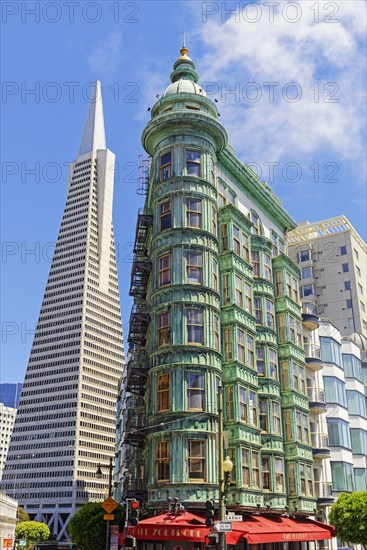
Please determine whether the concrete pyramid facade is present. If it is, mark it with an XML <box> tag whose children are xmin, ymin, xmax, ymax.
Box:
<box><xmin>1</xmin><ymin>81</ymin><xmax>124</xmax><ymax>539</ymax></box>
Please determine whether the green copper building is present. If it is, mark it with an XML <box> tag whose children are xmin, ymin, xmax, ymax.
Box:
<box><xmin>120</xmin><ymin>45</ymin><xmax>319</xmax><ymax>520</ymax></box>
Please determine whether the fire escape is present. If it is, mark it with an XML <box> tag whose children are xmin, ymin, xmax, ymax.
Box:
<box><xmin>123</xmin><ymin>161</ymin><xmax>152</xmax><ymax>499</ymax></box>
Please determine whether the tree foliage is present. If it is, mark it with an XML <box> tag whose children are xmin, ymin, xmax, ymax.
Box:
<box><xmin>68</xmin><ymin>501</ymin><xmax>124</xmax><ymax>550</ymax></box>
<box><xmin>328</xmin><ymin>491</ymin><xmax>367</xmax><ymax>547</ymax></box>
<box><xmin>17</xmin><ymin>507</ymin><xmax>30</xmax><ymax>523</ymax></box>
<box><xmin>15</xmin><ymin>521</ymin><xmax>50</xmax><ymax>549</ymax></box>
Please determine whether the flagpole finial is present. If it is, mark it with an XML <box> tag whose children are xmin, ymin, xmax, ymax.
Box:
<box><xmin>180</xmin><ymin>31</ymin><xmax>189</xmax><ymax>56</ymax></box>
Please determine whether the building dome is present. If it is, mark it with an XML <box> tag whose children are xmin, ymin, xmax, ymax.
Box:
<box><xmin>348</xmin><ymin>332</ymin><xmax>367</xmax><ymax>351</ymax></box>
<box><xmin>162</xmin><ymin>79</ymin><xmax>207</xmax><ymax>98</ymax></box>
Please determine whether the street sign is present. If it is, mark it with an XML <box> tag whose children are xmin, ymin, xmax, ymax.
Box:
<box><xmin>102</xmin><ymin>496</ymin><xmax>118</xmax><ymax>513</ymax></box>
<box><xmin>104</xmin><ymin>513</ymin><xmax>115</xmax><ymax>520</ymax></box>
<box><xmin>225</xmin><ymin>514</ymin><xmax>242</xmax><ymax>521</ymax></box>
<box><xmin>214</xmin><ymin>521</ymin><xmax>232</xmax><ymax>532</ymax></box>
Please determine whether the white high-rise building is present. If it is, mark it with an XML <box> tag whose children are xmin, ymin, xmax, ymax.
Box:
<box><xmin>0</xmin><ymin>404</ymin><xmax>17</xmax><ymax>481</ymax></box>
<box><xmin>1</xmin><ymin>81</ymin><xmax>124</xmax><ymax>539</ymax></box>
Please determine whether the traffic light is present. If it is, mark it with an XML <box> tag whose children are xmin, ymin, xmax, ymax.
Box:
<box><xmin>205</xmin><ymin>533</ymin><xmax>219</xmax><ymax>547</ymax></box>
<box><xmin>205</xmin><ymin>499</ymin><xmax>215</xmax><ymax>527</ymax></box>
<box><xmin>125</xmin><ymin>535</ymin><xmax>136</xmax><ymax>549</ymax></box>
<box><xmin>130</xmin><ymin>499</ymin><xmax>139</xmax><ymax>526</ymax></box>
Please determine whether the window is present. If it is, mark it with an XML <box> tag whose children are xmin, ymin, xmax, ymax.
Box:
<box><xmin>346</xmin><ymin>299</ymin><xmax>352</xmax><ymax>309</ymax></box>
<box><xmin>302</xmin><ymin>414</ymin><xmax>309</xmax><ymax>443</ymax></box>
<box><xmin>160</xmin><ymin>152</ymin><xmax>172</xmax><ymax>181</ymax></box>
<box><xmin>327</xmin><ymin>418</ymin><xmax>351</xmax><ymax>447</ymax></box>
<box><xmin>340</xmin><ymin>245</ymin><xmax>347</xmax><ymax>255</ymax></box>
<box><xmin>224</xmin><ymin>327</ymin><xmax>232</xmax><ymax>361</ymax></box>
<box><xmin>242</xmin><ymin>233</ymin><xmax>250</xmax><ymax>262</ymax></box>
<box><xmin>296</xmin><ymin>412</ymin><xmax>302</xmax><ymax>441</ymax></box>
<box><xmin>252</xmin><ymin>451</ymin><xmax>260</xmax><ymax>488</ymax></box>
<box><xmin>158</xmin><ymin>311</ymin><xmax>170</xmax><ymax>347</ymax></box>
<box><xmin>186</xmin><ymin>150</ymin><xmax>201</xmax><ymax>177</ymax></box>
<box><xmin>158</xmin><ymin>254</ymin><xmax>171</xmax><ymax>286</ymax></box>
<box><xmin>212</xmin><ymin>206</ymin><xmax>217</xmax><ymax>236</ymax></box>
<box><xmin>358</xmin><ymin>283</ymin><xmax>363</xmax><ymax>295</ymax></box>
<box><xmin>275</xmin><ymin>271</ymin><xmax>283</xmax><ymax>296</ymax></box>
<box><xmin>157</xmin><ymin>374</ymin><xmax>170</xmax><ymax>412</ymax></box>
<box><xmin>239</xmin><ymin>386</ymin><xmax>247</xmax><ymax>422</ymax></box>
<box><xmin>222</xmin><ymin>273</ymin><xmax>230</xmax><ymax>304</ymax></box>
<box><xmin>348</xmin><ymin>318</ymin><xmax>354</xmax><ymax>329</ymax></box>
<box><xmin>269</xmin><ymin>349</ymin><xmax>278</xmax><ymax>379</ymax></box>
<box><xmin>324</xmin><ymin>377</ymin><xmax>347</xmax><ymax>407</ymax></box>
<box><xmin>264</xmin><ymin>253</ymin><xmax>272</xmax><ymax>280</ymax></box>
<box><xmin>228</xmin><ymin>189</ymin><xmax>236</xmax><ymax>204</ymax></box>
<box><xmin>188</xmin><ymin>440</ymin><xmax>205</xmax><ymax>480</ymax></box>
<box><xmin>300</xmin><ymin>463</ymin><xmax>306</xmax><ymax>495</ymax></box>
<box><xmin>247</xmin><ymin>335</ymin><xmax>254</xmax><ymax>367</ymax></box>
<box><xmin>347</xmin><ymin>390</ymin><xmax>367</xmax><ymax>417</ymax></box>
<box><xmin>343</xmin><ymin>353</ymin><xmax>362</xmax><ymax>380</ymax></box>
<box><xmin>306</xmin><ymin>465</ymin><xmax>313</xmax><ymax>495</ymax></box>
<box><xmin>354</xmin><ymin>248</ymin><xmax>359</xmax><ymax>259</ymax></box>
<box><xmin>288</xmin><ymin>463</ymin><xmax>296</xmax><ymax>495</ymax></box>
<box><xmin>235</xmin><ymin>276</ymin><xmax>243</xmax><ymax>308</ymax></box>
<box><xmin>218</xmin><ymin>181</ymin><xmax>226</xmax><ymax>207</ymax></box>
<box><xmin>350</xmin><ymin>429</ymin><xmax>367</xmax><ymax>455</ymax></box>
<box><xmin>262</xmin><ymin>457</ymin><xmax>271</xmax><ymax>490</ymax></box>
<box><xmin>286</xmin><ymin>273</ymin><xmax>291</xmax><ymax>297</ymax></box>
<box><xmin>226</xmin><ymin>385</ymin><xmax>234</xmax><ymax>421</ymax></box>
<box><xmin>291</xmin><ymin>277</ymin><xmax>299</xmax><ymax>303</ymax></box>
<box><xmin>272</xmin><ymin>402</ymin><xmax>281</xmax><ymax>434</ymax></box>
<box><xmin>251</xmin><ymin>251</ymin><xmax>260</xmax><ymax>276</ymax></box>
<box><xmin>256</xmin><ymin>346</ymin><xmax>265</xmax><ymax>376</ymax></box>
<box><xmin>254</xmin><ymin>297</ymin><xmax>261</xmax><ymax>325</ymax></box>
<box><xmin>284</xmin><ymin>410</ymin><xmax>292</xmax><ymax>441</ymax></box>
<box><xmin>301</xmin><ymin>267</ymin><xmax>312</xmax><ymax>279</ymax></box>
<box><xmin>187</xmin><ymin>309</ymin><xmax>204</xmax><ymax>345</ymax></box>
<box><xmin>361</xmin><ymin>301</ymin><xmax>365</xmax><ymax>312</ymax></box>
<box><xmin>214</xmin><ymin>314</ymin><xmax>220</xmax><ymax>351</ymax></box>
<box><xmin>159</xmin><ymin>200</ymin><xmax>172</xmax><ymax>231</ymax></box>
<box><xmin>212</xmin><ymin>258</ymin><xmax>218</xmax><ymax>291</ymax></box>
<box><xmin>354</xmin><ymin>468</ymin><xmax>367</xmax><ymax>491</ymax></box>
<box><xmin>233</xmin><ymin>225</ymin><xmax>241</xmax><ymax>255</ymax></box>
<box><xmin>187</xmin><ymin>372</ymin><xmax>205</xmax><ymax>410</ymax></box>
<box><xmin>245</xmin><ymin>283</ymin><xmax>252</xmax><ymax>313</ymax></box>
<box><xmin>300</xmin><ymin>250</ymin><xmax>310</xmax><ymax>262</ymax></box>
<box><xmin>241</xmin><ymin>448</ymin><xmax>250</xmax><ymax>486</ymax></box>
<box><xmin>186</xmin><ymin>198</ymin><xmax>202</xmax><ymax>228</ymax></box>
<box><xmin>320</xmin><ymin>337</ymin><xmax>342</xmax><ymax>366</ymax></box>
<box><xmin>221</xmin><ymin>224</ymin><xmax>228</xmax><ymax>252</ymax></box>
<box><xmin>344</xmin><ymin>281</ymin><xmax>351</xmax><ymax>290</ymax></box>
<box><xmin>186</xmin><ymin>252</ymin><xmax>203</xmax><ymax>284</ymax></box>
<box><xmin>357</xmin><ymin>265</ymin><xmax>361</xmax><ymax>276</ymax></box>
<box><xmin>275</xmin><ymin>458</ymin><xmax>284</xmax><ymax>491</ymax></box>
<box><xmin>249</xmin><ymin>211</ymin><xmax>262</xmax><ymax>235</ymax></box>
<box><xmin>331</xmin><ymin>462</ymin><xmax>354</xmax><ymax>492</ymax></box>
<box><xmin>266</xmin><ymin>299</ymin><xmax>274</xmax><ymax>328</ymax></box>
<box><xmin>342</xmin><ymin>263</ymin><xmax>349</xmax><ymax>272</ymax></box>
<box><xmin>302</xmin><ymin>284</ymin><xmax>314</xmax><ymax>297</ymax></box>
<box><xmin>249</xmin><ymin>390</ymin><xmax>257</xmax><ymax>425</ymax></box>
<box><xmin>237</xmin><ymin>328</ymin><xmax>245</xmax><ymax>363</ymax></box>
<box><xmin>156</xmin><ymin>441</ymin><xmax>170</xmax><ymax>481</ymax></box>
<box><xmin>259</xmin><ymin>399</ymin><xmax>268</xmax><ymax>431</ymax></box>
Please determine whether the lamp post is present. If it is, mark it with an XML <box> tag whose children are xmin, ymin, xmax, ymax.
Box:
<box><xmin>217</xmin><ymin>386</ymin><xmax>233</xmax><ymax>550</ymax></box>
<box><xmin>96</xmin><ymin>456</ymin><xmax>114</xmax><ymax>550</ymax></box>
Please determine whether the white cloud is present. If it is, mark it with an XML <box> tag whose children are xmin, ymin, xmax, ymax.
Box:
<box><xmin>194</xmin><ymin>0</ymin><xmax>366</xmax><ymax>173</ymax></box>
<box><xmin>88</xmin><ymin>30</ymin><xmax>122</xmax><ymax>73</ymax></box>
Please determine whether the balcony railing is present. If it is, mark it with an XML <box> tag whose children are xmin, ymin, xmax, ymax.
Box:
<box><xmin>304</xmin><ymin>344</ymin><xmax>321</xmax><ymax>358</ymax></box>
<box><xmin>302</xmin><ymin>302</ymin><xmax>318</xmax><ymax>317</ymax></box>
<box><xmin>314</xmin><ymin>481</ymin><xmax>333</xmax><ymax>499</ymax></box>
<box><xmin>311</xmin><ymin>432</ymin><xmax>329</xmax><ymax>449</ymax></box>
<box><xmin>307</xmin><ymin>387</ymin><xmax>326</xmax><ymax>403</ymax></box>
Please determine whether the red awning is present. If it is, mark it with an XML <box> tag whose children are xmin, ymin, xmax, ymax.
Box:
<box><xmin>121</xmin><ymin>512</ymin><xmax>210</xmax><ymax>543</ymax></box>
<box><xmin>227</xmin><ymin>516</ymin><xmax>336</xmax><ymax>545</ymax></box>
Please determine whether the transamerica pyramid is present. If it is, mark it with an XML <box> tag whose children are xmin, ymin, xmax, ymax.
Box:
<box><xmin>1</xmin><ymin>81</ymin><xmax>125</xmax><ymax>539</ymax></box>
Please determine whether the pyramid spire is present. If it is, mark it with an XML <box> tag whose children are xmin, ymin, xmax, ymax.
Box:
<box><xmin>78</xmin><ymin>80</ymin><xmax>106</xmax><ymax>155</ymax></box>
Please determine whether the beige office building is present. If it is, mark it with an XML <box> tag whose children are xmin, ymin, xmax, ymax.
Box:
<box><xmin>287</xmin><ymin>216</ymin><xmax>367</xmax><ymax>339</ymax></box>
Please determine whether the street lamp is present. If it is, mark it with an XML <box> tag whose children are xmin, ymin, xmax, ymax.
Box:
<box><xmin>218</xmin><ymin>386</ymin><xmax>233</xmax><ymax>550</ymax></box>
<box><xmin>96</xmin><ymin>456</ymin><xmax>114</xmax><ymax>550</ymax></box>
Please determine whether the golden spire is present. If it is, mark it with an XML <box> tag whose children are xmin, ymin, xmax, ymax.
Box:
<box><xmin>180</xmin><ymin>31</ymin><xmax>189</xmax><ymax>57</ymax></box>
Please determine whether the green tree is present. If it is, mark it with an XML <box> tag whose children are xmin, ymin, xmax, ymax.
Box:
<box><xmin>15</xmin><ymin>521</ymin><xmax>50</xmax><ymax>549</ymax></box>
<box><xmin>17</xmin><ymin>507</ymin><xmax>30</xmax><ymax>523</ymax></box>
<box><xmin>68</xmin><ymin>501</ymin><xmax>124</xmax><ymax>550</ymax></box>
<box><xmin>328</xmin><ymin>491</ymin><xmax>367</xmax><ymax>547</ymax></box>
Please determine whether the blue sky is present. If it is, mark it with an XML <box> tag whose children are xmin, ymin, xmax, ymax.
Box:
<box><xmin>1</xmin><ymin>1</ymin><xmax>366</xmax><ymax>384</ymax></box>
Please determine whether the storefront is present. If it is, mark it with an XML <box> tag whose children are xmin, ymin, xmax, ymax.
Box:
<box><xmin>119</xmin><ymin>512</ymin><xmax>335</xmax><ymax>550</ymax></box>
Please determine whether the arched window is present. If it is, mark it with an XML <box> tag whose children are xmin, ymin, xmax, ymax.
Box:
<box><xmin>248</xmin><ymin>210</ymin><xmax>263</xmax><ymax>235</ymax></box>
